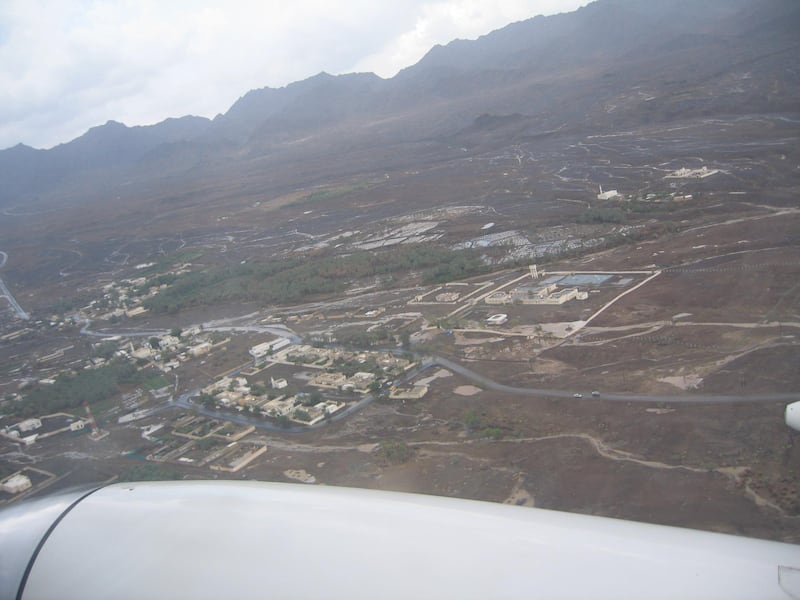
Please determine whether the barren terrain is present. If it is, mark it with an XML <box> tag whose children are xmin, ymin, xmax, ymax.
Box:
<box><xmin>1</xmin><ymin>102</ymin><xmax>799</xmax><ymax>545</ymax></box>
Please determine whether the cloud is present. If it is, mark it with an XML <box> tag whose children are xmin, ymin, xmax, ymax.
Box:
<box><xmin>352</xmin><ymin>0</ymin><xmax>589</xmax><ymax>77</ymax></box>
<box><xmin>0</xmin><ymin>0</ymin><xmax>590</xmax><ymax>150</ymax></box>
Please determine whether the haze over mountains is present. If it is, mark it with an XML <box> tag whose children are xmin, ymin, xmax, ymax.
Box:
<box><xmin>1</xmin><ymin>0</ymin><xmax>798</xmax><ymax>208</ymax></box>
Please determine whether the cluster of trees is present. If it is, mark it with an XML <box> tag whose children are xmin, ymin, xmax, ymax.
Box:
<box><xmin>92</xmin><ymin>341</ymin><xmax>118</xmax><ymax>360</ymax></box>
<box><xmin>44</xmin><ymin>292</ymin><xmax>93</xmax><ymax>315</ymax></box>
<box><xmin>332</xmin><ymin>357</ymin><xmax>384</xmax><ymax>378</ymax></box>
<box><xmin>577</xmin><ymin>208</ymin><xmax>626</xmax><ymax>224</ymax></box>
<box><xmin>629</xmin><ymin>199</ymin><xmax>678</xmax><ymax>214</ymax></box>
<box><xmin>16</xmin><ymin>362</ymin><xmax>160</xmax><ymax>418</ymax></box>
<box><xmin>462</xmin><ymin>410</ymin><xmax>504</xmax><ymax>439</ymax></box>
<box><xmin>298</xmin><ymin>391</ymin><xmax>323</xmax><ymax>406</ymax></box>
<box><xmin>198</xmin><ymin>393</ymin><xmax>216</xmax><ymax>409</ymax></box>
<box><xmin>293</xmin><ymin>408</ymin><xmax>312</xmax><ymax>422</ymax></box>
<box><xmin>336</xmin><ymin>328</ymin><xmax>393</xmax><ymax>348</ymax></box>
<box><xmin>132</xmin><ymin>272</ymin><xmax>178</xmax><ymax>296</ymax></box>
<box><xmin>579</xmin><ymin>200</ymin><xmax>684</xmax><ymax>223</ymax></box>
<box><xmin>144</xmin><ymin>245</ymin><xmax>487</xmax><ymax>314</ymax></box>
<box><xmin>288</xmin><ymin>181</ymin><xmax>373</xmax><ymax>208</ymax></box>
<box><xmin>425</xmin><ymin>251</ymin><xmax>487</xmax><ymax>284</ymax></box>
<box><xmin>377</xmin><ymin>440</ymin><xmax>413</xmax><ymax>464</ymax></box>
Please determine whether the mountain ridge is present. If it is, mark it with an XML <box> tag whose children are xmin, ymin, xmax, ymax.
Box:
<box><xmin>1</xmin><ymin>0</ymin><xmax>798</xmax><ymax>208</ymax></box>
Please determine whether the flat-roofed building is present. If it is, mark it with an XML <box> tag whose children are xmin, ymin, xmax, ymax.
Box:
<box><xmin>249</xmin><ymin>338</ymin><xmax>292</xmax><ymax>360</ymax></box>
<box><xmin>2</xmin><ymin>473</ymin><xmax>32</xmax><ymax>494</ymax></box>
<box><xmin>18</xmin><ymin>418</ymin><xmax>42</xmax><ymax>433</ymax></box>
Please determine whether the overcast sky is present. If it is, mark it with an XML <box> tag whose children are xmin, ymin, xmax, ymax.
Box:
<box><xmin>0</xmin><ymin>0</ymin><xmax>590</xmax><ymax>150</ymax></box>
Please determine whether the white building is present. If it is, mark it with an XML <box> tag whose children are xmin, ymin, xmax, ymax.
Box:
<box><xmin>188</xmin><ymin>342</ymin><xmax>212</xmax><ymax>357</ymax></box>
<box><xmin>2</xmin><ymin>473</ymin><xmax>32</xmax><ymax>494</ymax></box>
<box><xmin>250</xmin><ymin>338</ymin><xmax>292</xmax><ymax>360</ymax></box>
<box><xmin>132</xmin><ymin>346</ymin><xmax>153</xmax><ymax>360</ymax></box>
<box><xmin>486</xmin><ymin>314</ymin><xmax>509</xmax><ymax>326</ymax></box>
<box><xmin>597</xmin><ymin>185</ymin><xmax>620</xmax><ymax>200</ymax></box>
<box><xmin>159</xmin><ymin>335</ymin><xmax>181</xmax><ymax>350</ymax></box>
<box><xmin>18</xmin><ymin>418</ymin><xmax>42</xmax><ymax>433</ymax></box>
<box><xmin>665</xmin><ymin>166</ymin><xmax>719</xmax><ymax>179</ymax></box>
<box><xmin>270</xmin><ymin>377</ymin><xmax>288</xmax><ymax>390</ymax></box>
<box><xmin>349</xmin><ymin>372</ymin><xmax>376</xmax><ymax>392</ymax></box>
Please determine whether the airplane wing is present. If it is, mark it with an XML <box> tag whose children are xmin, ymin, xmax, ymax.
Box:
<box><xmin>1</xmin><ymin>481</ymin><xmax>799</xmax><ymax>599</ymax></box>
<box><xmin>786</xmin><ymin>401</ymin><xmax>800</xmax><ymax>432</ymax></box>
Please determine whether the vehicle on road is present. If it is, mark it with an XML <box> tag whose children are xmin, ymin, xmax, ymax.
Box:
<box><xmin>573</xmin><ymin>393</ymin><xmax>582</xmax><ymax>398</ymax></box>
<box><xmin>591</xmin><ymin>391</ymin><xmax>600</xmax><ymax>397</ymax></box>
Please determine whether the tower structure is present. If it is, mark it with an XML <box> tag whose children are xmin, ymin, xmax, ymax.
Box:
<box><xmin>83</xmin><ymin>401</ymin><xmax>109</xmax><ymax>440</ymax></box>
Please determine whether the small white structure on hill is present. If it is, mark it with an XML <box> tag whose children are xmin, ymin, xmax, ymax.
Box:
<box><xmin>2</xmin><ymin>473</ymin><xmax>32</xmax><ymax>494</ymax></box>
<box><xmin>597</xmin><ymin>185</ymin><xmax>620</xmax><ymax>200</ymax></box>
<box><xmin>487</xmin><ymin>314</ymin><xmax>509</xmax><ymax>326</ymax></box>
<box><xmin>665</xmin><ymin>166</ymin><xmax>719</xmax><ymax>179</ymax></box>
<box><xmin>18</xmin><ymin>418</ymin><xmax>42</xmax><ymax>433</ymax></box>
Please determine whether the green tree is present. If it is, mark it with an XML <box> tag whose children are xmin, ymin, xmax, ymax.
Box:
<box><xmin>464</xmin><ymin>410</ymin><xmax>482</xmax><ymax>431</ymax></box>
<box><xmin>377</xmin><ymin>440</ymin><xmax>413</xmax><ymax>464</ymax></box>
<box><xmin>293</xmin><ymin>408</ymin><xmax>311</xmax><ymax>422</ymax></box>
<box><xmin>199</xmin><ymin>393</ymin><xmax>216</xmax><ymax>409</ymax></box>
<box><xmin>92</xmin><ymin>341</ymin><xmax>118</xmax><ymax>360</ymax></box>
<box><xmin>481</xmin><ymin>427</ymin><xmax>504</xmax><ymax>440</ymax></box>
<box><xmin>400</xmin><ymin>330</ymin><xmax>411</xmax><ymax>350</ymax></box>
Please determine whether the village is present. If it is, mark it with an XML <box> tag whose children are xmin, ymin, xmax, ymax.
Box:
<box><xmin>0</xmin><ymin>251</ymin><xmax>665</xmax><ymax>506</ymax></box>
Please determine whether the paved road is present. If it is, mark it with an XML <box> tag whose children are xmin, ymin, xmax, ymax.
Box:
<box><xmin>430</xmin><ymin>356</ymin><xmax>800</xmax><ymax>404</ymax></box>
<box><xmin>0</xmin><ymin>251</ymin><xmax>30</xmax><ymax>320</ymax></box>
<box><xmin>128</xmin><ymin>349</ymin><xmax>799</xmax><ymax>441</ymax></box>
<box><xmin>203</xmin><ymin>325</ymin><xmax>302</xmax><ymax>343</ymax></box>
<box><xmin>77</xmin><ymin>318</ymin><xmax>303</xmax><ymax>344</ymax></box>
<box><xmin>77</xmin><ymin>317</ymin><xmax>166</xmax><ymax>338</ymax></box>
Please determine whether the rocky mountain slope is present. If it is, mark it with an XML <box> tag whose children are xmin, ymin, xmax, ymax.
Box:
<box><xmin>1</xmin><ymin>0</ymin><xmax>797</xmax><ymax>208</ymax></box>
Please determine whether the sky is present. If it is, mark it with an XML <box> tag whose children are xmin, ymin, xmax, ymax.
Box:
<box><xmin>0</xmin><ymin>0</ymin><xmax>591</xmax><ymax>150</ymax></box>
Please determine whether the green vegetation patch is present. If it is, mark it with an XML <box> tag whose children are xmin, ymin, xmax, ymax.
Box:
<box><xmin>17</xmin><ymin>361</ymin><xmax>139</xmax><ymax>418</ymax></box>
<box><xmin>463</xmin><ymin>409</ymin><xmax>482</xmax><ymax>431</ymax></box>
<box><xmin>287</xmin><ymin>182</ymin><xmax>373</xmax><ymax>208</ymax></box>
<box><xmin>577</xmin><ymin>208</ymin><xmax>626</xmax><ymax>224</ymax></box>
<box><xmin>17</xmin><ymin>363</ymin><xmax>164</xmax><ymax>418</ymax></box>
<box><xmin>293</xmin><ymin>408</ymin><xmax>312</xmax><ymax>422</ymax></box>
<box><xmin>144</xmin><ymin>245</ymin><xmax>487</xmax><ymax>313</ymax></box>
<box><xmin>376</xmin><ymin>440</ymin><xmax>413</xmax><ymax>465</ymax></box>
<box><xmin>481</xmin><ymin>427</ymin><xmax>505</xmax><ymax>440</ymax></box>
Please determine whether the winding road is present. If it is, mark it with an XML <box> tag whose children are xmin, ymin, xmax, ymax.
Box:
<box><xmin>141</xmin><ymin>347</ymin><xmax>799</xmax><ymax>439</ymax></box>
<box><xmin>0</xmin><ymin>251</ymin><xmax>30</xmax><ymax>320</ymax></box>
<box><xmin>428</xmin><ymin>355</ymin><xmax>800</xmax><ymax>404</ymax></box>
<box><xmin>78</xmin><ymin>303</ymin><xmax>799</xmax><ymax>437</ymax></box>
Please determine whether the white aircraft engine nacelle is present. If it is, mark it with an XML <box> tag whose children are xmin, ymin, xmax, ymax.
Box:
<box><xmin>786</xmin><ymin>401</ymin><xmax>800</xmax><ymax>432</ymax></box>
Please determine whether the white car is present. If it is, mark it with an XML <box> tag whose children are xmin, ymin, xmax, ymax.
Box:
<box><xmin>573</xmin><ymin>393</ymin><xmax>582</xmax><ymax>398</ymax></box>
